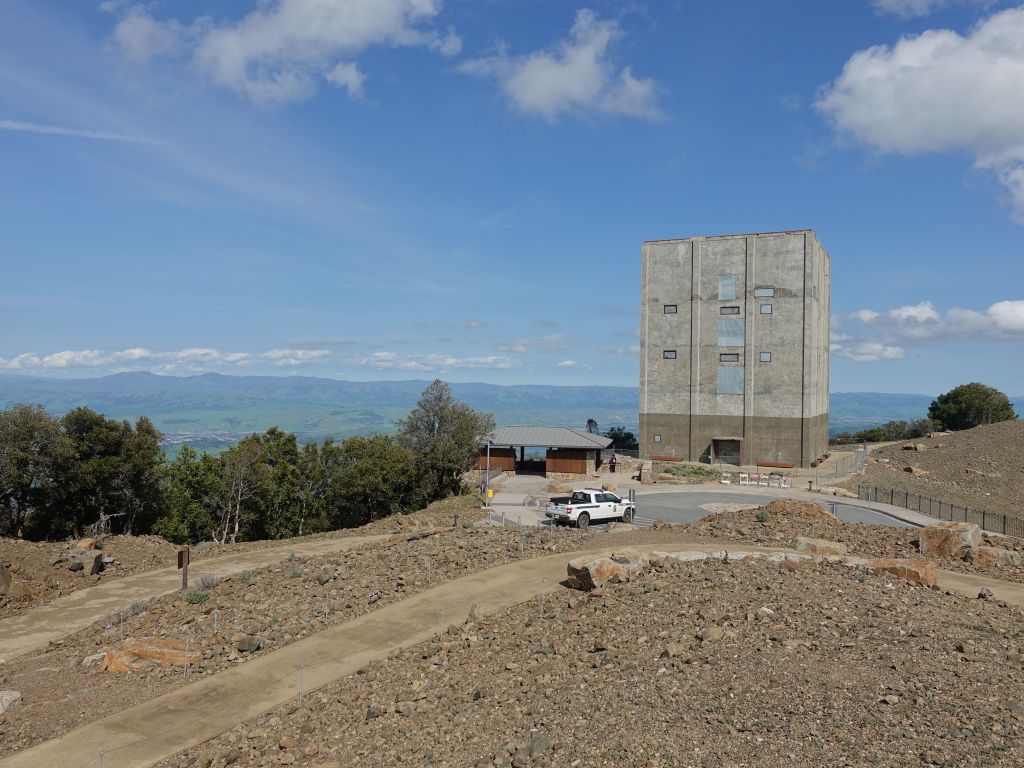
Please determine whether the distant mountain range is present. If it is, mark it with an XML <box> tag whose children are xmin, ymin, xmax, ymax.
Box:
<box><xmin>0</xmin><ymin>373</ymin><xmax>1020</xmax><ymax>451</ymax></box>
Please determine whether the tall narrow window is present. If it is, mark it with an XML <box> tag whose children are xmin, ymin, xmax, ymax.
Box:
<box><xmin>718</xmin><ymin>275</ymin><xmax>737</xmax><ymax>301</ymax></box>
<box><xmin>663</xmin><ymin>304</ymin><xmax>678</xmax><ymax>314</ymax></box>
<box><xmin>717</xmin><ymin>366</ymin><xmax>745</xmax><ymax>395</ymax></box>
<box><xmin>717</xmin><ymin>318</ymin><xmax>745</xmax><ymax>346</ymax></box>
<box><xmin>663</xmin><ymin>350</ymin><xmax>677</xmax><ymax>359</ymax></box>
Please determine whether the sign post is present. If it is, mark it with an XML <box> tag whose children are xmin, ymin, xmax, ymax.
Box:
<box><xmin>177</xmin><ymin>547</ymin><xmax>190</xmax><ymax>590</ymax></box>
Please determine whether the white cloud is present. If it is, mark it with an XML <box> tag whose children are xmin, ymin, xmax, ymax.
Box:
<box><xmin>872</xmin><ymin>0</ymin><xmax>990</xmax><ymax>18</ymax></box>
<box><xmin>0</xmin><ymin>346</ymin><xmax>333</xmax><ymax>373</ymax></box>
<box><xmin>109</xmin><ymin>1</ymin><xmax>459</xmax><ymax>105</ymax></box>
<box><xmin>555</xmin><ymin>359</ymin><xmax>578</xmax><ymax>367</ymax></box>
<box><xmin>498</xmin><ymin>334</ymin><xmax>571</xmax><ymax>354</ymax></box>
<box><xmin>361</xmin><ymin>352</ymin><xmax>519</xmax><ymax>371</ymax></box>
<box><xmin>465</xmin><ymin>319</ymin><xmax>484</xmax><ymax>329</ymax></box>
<box><xmin>833</xmin><ymin>342</ymin><xmax>907</xmax><ymax>362</ymax></box>
<box><xmin>458</xmin><ymin>9</ymin><xmax>660</xmax><ymax>121</ymax></box>
<box><xmin>850</xmin><ymin>299</ymin><xmax>1024</xmax><ymax>340</ymax></box>
<box><xmin>817</xmin><ymin>7</ymin><xmax>1024</xmax><ymax>221</ymax></box>
<box><xmin>324</xmin><ymin>62</ymin><xmax>366</xmax><ymax>98</ymax></box>
<box><xmin>0</xmin><ymin>120</ymin><xmax>151</xmax><ymax>143</ymax></box>
<box><xmin>851</xmin><ymin>309</ymin><xmax>879</xmax><ymax>323</ymax></box>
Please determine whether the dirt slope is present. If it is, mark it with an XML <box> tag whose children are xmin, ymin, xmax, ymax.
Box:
<box><xmin>840</xmin><ymin>420</ymin><xmax>1024</xmax><ymax>518</ymax></box>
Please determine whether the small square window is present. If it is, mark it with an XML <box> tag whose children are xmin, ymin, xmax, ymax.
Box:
<box><xmin>662</xmin><ymin>350</ymin><xmax>677</xmax><ymax>359</ymax></box>
<box><xmin>720</xmin><ymin>353</ymin><xmax>739</xmax><ymax>362</ymax></box>
<box><xmin>759</xmin><ymin>351</ymin><xmax>772</xmax><ymax>363</ymax></box>
<box><xmin>663</xmin><ymin>304</ymin><xmax>678</xmax><ymax>314</ymax></box>
<box><xmin>720</xmin><ymin>306</ymin><xmax>740</xmax><ymax>315</ymax></box>
<box><xmin>754</xmin><ymin>287</ymin><xmax>775</xmax><ymax>298</ymax></box>
<box><xmin>653</xmin><ymin>434</ymin><xmax>662</xmax><ymax>443</ymax></box>
<box><xmin>760</xmin><ymin>304</ymin><xmax>773</xmax><ymax>315</ymax></box>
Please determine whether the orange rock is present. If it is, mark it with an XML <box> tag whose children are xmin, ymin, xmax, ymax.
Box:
<box><xmin>865</xmin><ymin>558</ymin><xmax>936</xmax><ymax>587</ymax></box>
<box><xmin>75</xmin><ymin>537</ymin><xmax>98</xmax><ymax>552</ymax></box>
<box><xmin>918</xmin><ymin>522</ymin><xmax>981</xmax><ymax>559</ymax></box>
<box><xmin>103</xmin><ymin>637</ymin><xmax>193</xmax><ymax>672</ymax></box>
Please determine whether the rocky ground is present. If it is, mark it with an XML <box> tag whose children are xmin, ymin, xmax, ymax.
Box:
<box><xmin>0</xmin><ymin>520</ymin><xmax>687</xmax><ymax>757</ymax></box>
<box><xmin>154</xmin><ymin>555</ymin><xmax>1024</xmax><ymax>768</ymax></box>
<box><xmin>839</xmin><ymin>420</ymin><xmax>1024</xmax><ymax>520</ymax></box>
<box><xmin>692</xmin><ymin>500</ymin><xmax>1024</xmax><ymax>584</ymax></box>
<box><xmin>0</xmin><ymin>496</ymin><xmax>485</xmax><ymax>619</ymax></box>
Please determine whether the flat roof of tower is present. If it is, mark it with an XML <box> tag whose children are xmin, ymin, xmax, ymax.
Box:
<box><xmin>643</xmin><ymin>229</ymin><xmax>817</xmax><ymax>244</ymax></box>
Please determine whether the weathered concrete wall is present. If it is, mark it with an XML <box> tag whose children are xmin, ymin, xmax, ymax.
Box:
<box><xmin>640</xmin><ymin>230</ymin><xmax>830</xmax><ymax>468</ymax></box>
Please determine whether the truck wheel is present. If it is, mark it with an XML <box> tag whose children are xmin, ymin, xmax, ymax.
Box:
<box><xmin>622</xmin><ymin>507</ymin><xmax>634</xmax><ymax>523</ymax></box>
<box><xmin>576</xmin><ymin>512</ymin><xmax>590</xmax><ymax>530</ymax></box>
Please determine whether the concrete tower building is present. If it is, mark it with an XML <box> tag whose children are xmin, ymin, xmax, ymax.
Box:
<box><xmin>639</xmin><ymin>230</ymin><xmax>830</xmax><ymax>468</ymax></box>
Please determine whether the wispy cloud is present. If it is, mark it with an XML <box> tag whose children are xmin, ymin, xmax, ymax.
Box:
<box><xmin>599</xmin><ymin>345</ymin><xmax>640</xmax><ymax>356</ymax></box>
<box><xmin>359</xmin><ymin>351</ymin><xmax>519</xmax><ymax>371</ymax></box>
<box><xmin>498</xmin><ymin>334</ymin><xmax>571</xmax><ymax>354</ymax></box>
<box><xmin>0</xmin><ymin>346</ymin><xmax>332</xmax><ymax>374</ymax></box>
<box><xmin>555</xmin><ymin>359</ymin><xmax>578</xmax><ymax>367</ymax></box>
<box><xmin>0</xmin><ymin>119</ymin><xmax>152</xmax><ymax>143</ymax></box>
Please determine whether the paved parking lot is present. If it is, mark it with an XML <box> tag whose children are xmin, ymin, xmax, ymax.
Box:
<box><xmin>637</xmin><ymin>491</ymin><xmax>917</xmax><ymax>528</ymax></box>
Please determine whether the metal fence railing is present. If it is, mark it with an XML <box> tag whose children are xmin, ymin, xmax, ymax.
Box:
<box><xmin>857</xmin><ymin>484</ymin><xmax>1024</xmax><ymax>538</ymax></box>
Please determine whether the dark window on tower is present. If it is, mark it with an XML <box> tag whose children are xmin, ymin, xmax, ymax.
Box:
<box><xmin>720</xmin><ymin>353</ymin><xmax>739</xmax><ymax>362</ymax></box>
<box><xmin>663</xmin><ymin>304</ymin><xmax>678</xmax><ymax>314</ymax></box>
<box><xmin>720</xmin><ymin>306</ymin><xmax>740</xmax><ymax>315</ymax></box>
<box><xmin>663</xmin><ymin>350</ymin><xmax>677</xmax><ymax>360</ymax></box>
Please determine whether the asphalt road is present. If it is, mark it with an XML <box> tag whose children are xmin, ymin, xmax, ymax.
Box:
<box><xmin>636</xmin><ymin>492</ymin><xmax>917</xmax><ymax>528</ymax></box>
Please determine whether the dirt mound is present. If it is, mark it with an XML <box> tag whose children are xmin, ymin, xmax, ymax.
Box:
<box><xmin>699</xmin><ymin>499</ymin><xmax>838</xmax><ymax>527</ymax></box>
<box><xmin>842</xmin><ymin>419</ymin><xmax>1024</xmax><ymax>518</ymax></box>
<box><xmin>0</xmin><ymin>534</ymin><xmax>178</xmax><ymax>618</ymax></box>
<box><xmin>153</xmin><ymin>558</ymin><xmax>1024</xmax><ymax>768</ymax></box>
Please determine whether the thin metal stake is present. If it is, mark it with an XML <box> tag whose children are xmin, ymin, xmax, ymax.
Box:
<box><xmin>213</xmin><ymin>608</ymin><xmax>220</xmax><ymax>635</ymax></box>
<box><xmin>298</xmin><ymin>665</ymin><xmax>304</xmax><ymax>705</ymax></box>
<box><xmin>440</xmin><ymin>607</ymin><xmax>445</xmax><ymax>633</ymax></box>
<box><xmin>98</xmin><ymin>750</ymin><xmax>104</xmax><ymax>768</ymax></box>
<box><xmin>184</xmin><ymin>637</ymin><xmax>190</xmax><ymax>678</ymax></box>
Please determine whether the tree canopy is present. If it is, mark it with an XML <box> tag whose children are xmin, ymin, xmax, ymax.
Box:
<box><xmin>0</xmin><ymin>381</ymin><xmax>494</xmax><ymax>543</ymax></box>
<box><xmin>928</xmin><ymin>383</ymin><xmax>1017</xmax><ymax>431</ymax></box>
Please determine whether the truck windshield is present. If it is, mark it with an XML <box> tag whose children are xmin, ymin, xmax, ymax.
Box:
<box><xmin>570</xmin><ymin>492</ymin><xmax>590</xmax><ymax>503</ymax></box>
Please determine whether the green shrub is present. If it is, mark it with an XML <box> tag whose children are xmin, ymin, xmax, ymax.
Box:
<box><xmin>755</xmin><ymin>510</ymin><xmax>769</xmax><ymax>524</ymax></box>
<box><xmin>196</xmin><ymin>572</ymin><xmax>219</xmax><ymax>590</ymax></box>
<box><xmin>238</xmin><ymin>569</ymin><xmax>257</xmax><ymax>583</ymax></box>
<box><xmin>128</xmin><ymin>600</ymin><xmax>150</xmax><ymax>616</ymax></box>
<box><xmin>287</xmin><ymin>552</ymin><xmax>300</xmax><ymax>562</ymax></box>
<box><xmin>185</xmin><ymin>589</ymin><xmax>210</xmax><ymax>604</ymax></box>
<box><xmin>289</xmin><ymin>568</ymin><xmax>301</xmax><ymax>579</ymax></box>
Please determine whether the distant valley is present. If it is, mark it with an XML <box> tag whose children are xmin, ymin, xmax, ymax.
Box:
<box><xmin>0</xmin><ymin>372</ymin><xmax>1020</xmax><ymax>451</ymax></box>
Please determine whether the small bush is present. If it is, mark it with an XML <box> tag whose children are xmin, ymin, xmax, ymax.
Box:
<box><xmin>287</xmin><ymin>552</ymin><xmax>300</xmax><ymax>562</ymax></box>
<box><xmin>755</xmin><ymin>510</ymin><xmax>769</xmax><ymax>524</ymax></box>
<box><xmin>196</xmin><ymin>572</ymin><xmax>219</xmax><ymax>590</ymax></box>
<box><xmin>128</xmin><ymin>600</ymin><xmax>150</xmax><ymax>616</ymax></box>
<box><xmin>185</xmin><ymin>589</ymin><xmax>210</xmax><ymax>604</ymax></box>
<box><xmin>289</xmin><ymin>568</ymin><xmax>301</xmax><ymax>579</ymax></box>
<box><xmin>238</xmin><ymin>569</ymin><xmax>257</xmax><ymax>583</ymax></box>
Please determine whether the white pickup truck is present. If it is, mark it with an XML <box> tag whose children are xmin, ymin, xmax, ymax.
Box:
<box><xmin>545</xmin><ymin>488</ymin><xmax>635</xmax><ymax>529</ymax></box>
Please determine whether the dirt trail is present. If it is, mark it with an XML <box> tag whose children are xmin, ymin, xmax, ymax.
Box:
<box><xmin>0</xmin><ymin>534</ymin><xmax>392</xmax><ymax>662</ymax></box>
<box><xmin>5</xmin><ymin>539</ymin><xmax>1024</xmax><ymax>768</ymax></box>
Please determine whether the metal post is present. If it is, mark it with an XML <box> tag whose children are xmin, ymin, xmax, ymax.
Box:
<box><xmin>439</xmin><ymin>608</ymin><xmax>445</xmax><ymax>633</ymax></box>
<box><xmin>183</xmin><ymin>636</ymin><xmax>190</xmax><ymax>678</ymax></box>
<box><xmin>99</xmin><ymin>751</ymin><xmax>104</xmax><ymax>768</ymax></box>
<box><xmin>484</xmin><ymin>441</ymin><xmax>491</xmax><ymax>508</ymax></box>
<box><xmin>298</xmin><ymin>665</ymin><xmax>304</xmax><ymax>705</ymax></box>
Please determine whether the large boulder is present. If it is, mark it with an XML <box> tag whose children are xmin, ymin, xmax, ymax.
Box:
<box><xmin>75</xmin><ymin>537</ymin><xmax>99</xmax><ymax>552</ymax></box>
<box><xmin>967</xmin><ymin>546</ymin><xmax>1023</xmax><ymax>568</ymax></box>
<box><xmin>0</xmin><ymin>691</ymin><xmax>22</xmax><ymax>715</ymax></box>
<box><xmin>865</xmin><ymin>558</ymin><xmax>937</xmax><ymax>587</ymax></box>
<box><xmin>566</xmin><ymin>552</ymin><xmax>649</xmax><ymax>591</ymax></box>
<box><xmin>918</xmin><ymin>522</ymin><xmax>982</xmax><ymax>559</ymax></box>
<box><xmin>794</xmin><ymin>537</ymin><xmax>848</xmax><ymax>557</ymax></box>
<box><xmin>103</xmin><ymin>637</ymin><xmax>191</xmax><ymax>672</ymax></box>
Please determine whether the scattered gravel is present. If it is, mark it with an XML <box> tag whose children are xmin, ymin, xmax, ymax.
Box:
<box><xmin>154</xmin><ymin>556</ymin><xmax>1024</xmax><ymax>768</ymax></box>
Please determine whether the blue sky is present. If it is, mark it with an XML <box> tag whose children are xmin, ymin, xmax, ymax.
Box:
<box><xmin>1</xmin><ymin>0</ymin><xmax>1022</xmax><ymax>395</ymax></box>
